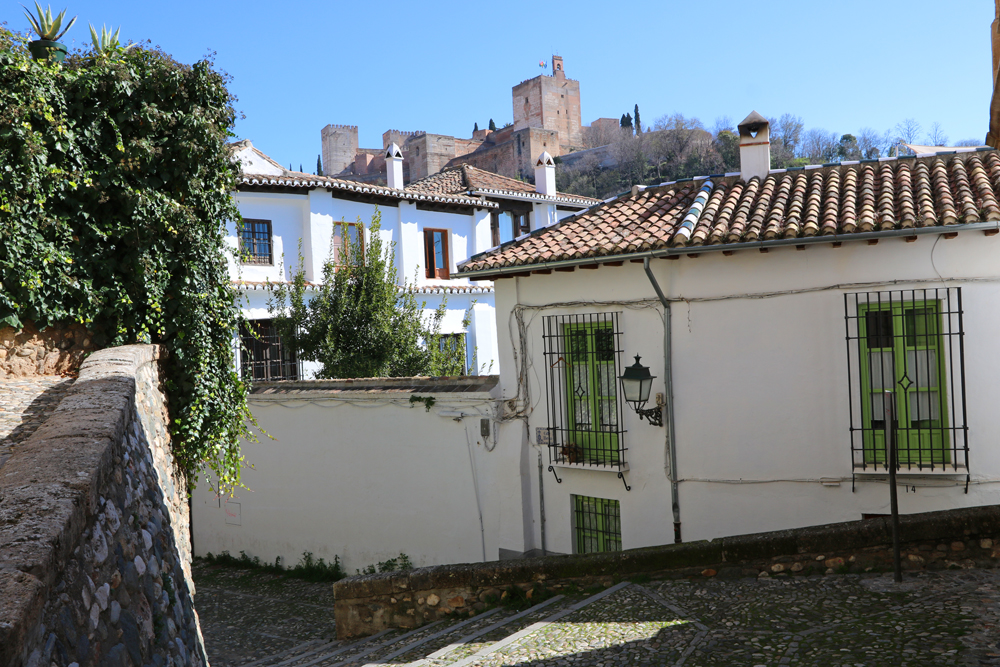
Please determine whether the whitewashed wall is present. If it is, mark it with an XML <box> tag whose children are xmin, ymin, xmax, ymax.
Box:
<box><xmin>488</xmin><ymin>229</ymin><xmax>1000</xmax><ymax>557</ymax></box>
<box><xmin>229</xmin><ymin>190</ymin><xmax>499</xmax><ymax>374</ymax></box>
<box><xmin>191</xmin><ymin>384</ymin><xmax>505</xmax><ymax>572</ymax></box>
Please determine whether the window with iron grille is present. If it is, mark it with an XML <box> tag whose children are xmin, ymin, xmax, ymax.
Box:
<box><xmin>333</xmin><ymin>222</ymin><xmax>363</xmax><ymax>266</ymax></box>
<box><xmin>239</xmin><ymin>319</ymin><xmax>301</xmax><ymax>381</ymax></box>
<box><xmin>844</xmin><ymin>288</ymin><xmax>968</xmax><ymax>472</ymax></box>
<box><xmin>542</xmin><ymin>313</ymin><xmax>626</xmax><ymax>468</ymax></box>
<box><xmin>436</xmin><ymin>333</ymin><xmax>467</xmax><ymax>375</ymax></box>
<box><xmin>574</xmin><ymin>495</ymin><xmax>622</xmax><ymax>554</ymax></box>
<box><xmin>238</xmin><ymin>219</ymin><xmax>273</xmax><ymax>265</ymax></box>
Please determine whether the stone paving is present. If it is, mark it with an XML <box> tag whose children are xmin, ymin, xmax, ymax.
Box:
<box><xmin>193</xmin><ymin>561</ymin><xmax>1000</xmax><ymax>667</ymax></box>
<box><xmin>0</xmin><ymin>375</ymin><xmax>74</xmax><ymax>468</ymax></box>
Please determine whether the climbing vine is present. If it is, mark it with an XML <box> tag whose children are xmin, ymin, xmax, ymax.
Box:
<box><xmin>0</xmin><ymin>29</ymin><xmax>253</xmax><ymax>491</ymax></box>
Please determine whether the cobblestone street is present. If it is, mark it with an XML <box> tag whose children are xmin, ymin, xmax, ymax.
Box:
<box><xmin>193</xmin><ymin>561</ymin><xmax>1000</xmax><ymax>667</ymax></box>
<box><xmin>0</xmin><ymin>375</ymin><xmax>74</xmax><ymax>468</ymax></box>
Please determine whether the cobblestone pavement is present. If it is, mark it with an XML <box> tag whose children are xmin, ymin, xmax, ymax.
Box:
<box><xmin>193</xmin><ymin>563</ymin><xmax>1000</xmax><ymax>667</ymax></box>
<box><xmin>0</xmin><ymin>375</ymin><xmax>74</xmax><ymax>468</ymax></box>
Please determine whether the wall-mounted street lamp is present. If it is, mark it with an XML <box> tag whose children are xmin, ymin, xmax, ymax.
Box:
<box><xmin>619</xmin><ymin>355</ymin><xmax>663</xmax><ymax>427</ymax></box>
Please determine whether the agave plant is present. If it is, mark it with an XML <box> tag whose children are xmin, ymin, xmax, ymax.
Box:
<box><xmin>89</xmin><ymin>23</ymin><xmax>131</xmax><ymax>54</ymax></box>
<box><xmin>21</xmin><ymin>3</ymin><xmax>77</xmax><ymax>41</ymax></box>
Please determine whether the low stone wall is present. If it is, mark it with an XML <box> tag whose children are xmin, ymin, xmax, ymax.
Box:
<box><xmin>0</xmin><ymin>322</ymin><xmax>98</xmax><ymax>378</ymax></box>
<box><xmin>333</xmin><ymin>505</ymin><xmax>1000</xmax><ymax>639</ymax></box>
<box><xmin>0</xmin><ymin>345</ymin><xmax>206</xmax><ymax>667</ymax></box>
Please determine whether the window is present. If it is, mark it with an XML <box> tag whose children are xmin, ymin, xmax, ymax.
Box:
<box><xmin>333</xmin><ymin>222</ymin><xmax>363</xmax><ymax>266</ymax></box>
<box><xmin>574</xmin><ymin>495</ymin><xmax>621</xmax><ymax>554</ymax></box>
<box><xmin>239</xmin><ymin>319</ymin><xmax>300</xmax><ymax>381</ymax></box>
<box><xmin>542</xmin><ymin>313</ymin><xmax>626</xmax><ymax>468</ymax></box>
<box><xmin>435</xmin><ymin>333</ymin><xmax>467</xmax><ymax>375</ymax></box>
<box><xmin>424</xmin><ymin>229</ymin><xmax>450</xmax><ymax>279</ymax></box>
<box><xmin>491</xmin><ymin>211</ymin><xmax>530</xmax><ymax>246</ymax></box>
<box><xmin>845</xmin><ymin>288</ymin><xmax>968</xmax><ymax>472</ymax></box>
<box><xmin>238</xmin><ymin>219</ymin><xmax>273</xmax><ymax>265</ymax></box>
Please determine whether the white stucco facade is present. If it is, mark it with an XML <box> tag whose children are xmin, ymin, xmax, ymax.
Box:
<box><xmin>480</xmin><ymin>228</ymin><xmax>1000</xmax><ymax>558</ymax></box>
<box><xmin>227</xmin><ymin>185</ymin><xmax>499</xmax><ymax>378</ymax></box>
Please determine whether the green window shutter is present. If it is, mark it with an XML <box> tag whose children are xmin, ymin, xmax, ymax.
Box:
<box><xmin>563</xmin><ymin>322</ymin><xmax>620</xmax><ymax>464</ymax></box>
<box><xmin>574</xmin><ymin>495</ymin><xmax>622</xmax><ymax>554</ymax></box>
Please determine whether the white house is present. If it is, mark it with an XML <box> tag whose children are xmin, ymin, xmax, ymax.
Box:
<box><xmin>226</xmin><ymin>142</ymin><xmax>596</xmax><ymax>380</ymax></box>
<box><xmin>454</xmin><ymin>112</ymin><xmax>1000</xmax><ymax>558</ymax></box>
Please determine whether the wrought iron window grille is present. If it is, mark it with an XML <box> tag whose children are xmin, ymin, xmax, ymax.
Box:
<box><xmin>238</xmin><ymin>219</ymin><xmax>273</xmax><ymax>265</ymax></box>
<box><xmin>239</xmin><ymin>319</ymin><xmax>301</xmax><ymax>382</ymax></box>
<box><xmin>844</xmin><ymin>288</ymin><xmax>968</xmax><ymax>477</ymax></box>
<box><xmin>542</xmin><ymin>312</ymin><xmax>627</xmax><ymax>472</ymax></box>
<box><xmin>573</xmin><ymin>495</ymin><xmax>622</xmax><ymax>554</ymax></box>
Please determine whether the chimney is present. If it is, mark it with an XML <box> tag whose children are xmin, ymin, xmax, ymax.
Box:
<box><xmin>386</xmin><ymin>143</ymin><xmax>404</xmax><ymax>189</ymax></box>
<box><xmin>737</xmin><ymin>111</ymin><xmax>770</xmax><ymax>182</ymax></box>
<box><xmin>534</xmin><ymin>151</ymin><xmax>556</xmax><ymax>195</ymax></box>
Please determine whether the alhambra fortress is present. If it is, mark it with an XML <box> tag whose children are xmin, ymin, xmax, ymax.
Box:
<box><xmin>321</xmin><ymin>56</ymin><xmax>616</xmax><ymax>184</ymax></box>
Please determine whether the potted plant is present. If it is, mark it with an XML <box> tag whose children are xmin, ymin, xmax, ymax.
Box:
<box><xmin>22</xmin><ymin>3</ymin><xmax>77</xmax><ymax>62</ymax></box>
<box><xmin>89</xmin><ymin>23</ymin><xmax>131</xmax><ymax>56</ymax></box>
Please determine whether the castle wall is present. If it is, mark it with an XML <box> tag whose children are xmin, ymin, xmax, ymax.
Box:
<box><xmin>511</xmin><ymin>71</ymin><xmax>583</xmax><ymax>151</ymax></box>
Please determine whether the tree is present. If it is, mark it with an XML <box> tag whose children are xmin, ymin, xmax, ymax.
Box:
<box><xmin>894</xmin><ymin>118</ymin><xmax>922</xmax><ymax>145</ymax></box>
<box><xmin>268</xmin><ymin>209</ymin><xmax>466</xmax><ymax>379</ymax></box>
<box><xmin>926</xmin><ymin>122</ymin><xmax>948</xmax><ymax>147</ymax></box>
<box><xmin>489</xmin><ymin>118</ymin><xmax>496</xmax><ymax>131</ymax></box>
<box><xmin>316</xmin><ymin>154</ymin><xmax>323</xmax><ymax>175</ymax></box>
<box><xmin>634</xmin><ymin>104</ymin><xmax>641</xmax><ymax>134</ymax></box>
<box><xmin>857</xmin><ymin>127</ymin><xmax>882</xmax><ymax>159</ymax></box>
<box><xmin>801</xmin><ymin>128</ymin><xmax>838</xmax><ymax>163</ymax></box>
<box><xmin>769</xmin><ymin>114</ymin><xmax>803</xmax><ymax>168</ymax></box>
<box><xmin>648</xmin><ymin>114</ymin><xmax>707</xmax><ymax>180</ymax></box>
<box><xmin>474</xmin><ymin>122</ymin><xmax>479</xmax><ymax>133</ymax></box>
<box><xmin>620</xmin><ymin>113</ymin><xmax>633</xmax><ymax>133</ymax></box>
<box><xmin>299</xmin><ymin>163</ymin><xmax>303</xmax><ymax>173</ymax></box>
<box><xmin>838</xmin><ymin>134</ymin><xmax>860</xmax><ymax>161</ymax></box>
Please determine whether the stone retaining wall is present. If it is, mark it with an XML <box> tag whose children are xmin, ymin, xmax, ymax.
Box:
<box><xmin>0</xmin><ymin>322</ymin><xmax>98</xmax><ymax>378</ymax></box>
<box><xmin>333</xmin><ymin>505</ymin><xmax>1000</xmax><ymax>639</ymax></box>
<box><xmin>0</xmin><ymin>345</ymin><xmax>206</xmax><ymax>667</ymax></box>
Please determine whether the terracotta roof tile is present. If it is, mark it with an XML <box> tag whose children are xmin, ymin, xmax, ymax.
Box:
<box><xmin>458</xmin><ymin>150</ymin><xmax>1000</xmax><ymax>275</ymax></box>
<box><xmin>406</xmin><ymin>164</ymin><xmax>599</xmax><ymax>206</ymax></box>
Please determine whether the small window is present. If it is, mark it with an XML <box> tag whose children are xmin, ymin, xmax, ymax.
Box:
<box><xmin>239</xmin><ymin>319</ymin><xmax>300</xmax><ymax>381</ymax></box>
<box><xmin>238</xmin><ymin>219</ymin><xmax>273</xmax><ymax>265</ymax></box>
<box><xmin>491</xmin><ymin>211</ymin><xmax>530</xmax><ymax>246</ymax></box>
<box><xmin>424</xmin><ymin>229</ymin><xmax>450</xmax><ymax>280</ymax></box>
<box><xmin>435</xmin><ymin>333</ymin><xmax>467</xmax><ymax>375</ymax></box>
<box><xmin>333</xmin><ymin>222</ymin><xmax>364</xmax><ymax>266</ymax></box>
<box><xmin>574</xmin><ymin>495</ymin><xmax>621</xmax><ymax>554</ymax></box>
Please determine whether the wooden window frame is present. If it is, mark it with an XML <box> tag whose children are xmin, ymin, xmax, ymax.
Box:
<box><xmin>424</xmin><ymin>228</ymin><xmax>450</xmax><ymax>280</ymax></box>
<box><xmin>238</xmin><ymin>319</ymin><xmax>301</xmax><ymax>381</ymax></box>
<box><xmin>491</xmin><ymin>209</ymin><xmax>531</xmax><ymax>247</ymax></box>
<box><xmin>238</xmin><ymin>219</ymin><xmax>273</xmax><ymax>265</ymax></box>
<box><xmin>333</xmin><ymin>222</ymin><xmax>364</xmax><ymax>267</ymax></box>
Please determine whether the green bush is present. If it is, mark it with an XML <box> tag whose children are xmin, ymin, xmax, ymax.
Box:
<box><xmin>0</xmin><ymin>29</ymin><xmax>252</xmax><ymax>490</ymax></box>
<box><xmin>201</xmin><ymin>550</ymin><xmax>346</xmax><ymax>582</ymax></box>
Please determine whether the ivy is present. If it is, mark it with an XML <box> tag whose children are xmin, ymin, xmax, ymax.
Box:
<box><xmin>0</xmin><ymin>29</ymin><xmax>253</xmax><ymax>491</ymax></box>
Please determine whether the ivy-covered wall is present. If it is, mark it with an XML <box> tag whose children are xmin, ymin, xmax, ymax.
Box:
<box><xmin>0</xmin><ymin>30</ymin><xmax>252</xmax><ymax>488</ymax></box>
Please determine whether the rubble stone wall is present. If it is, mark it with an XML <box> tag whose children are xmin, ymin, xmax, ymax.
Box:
<box><xmin>0</xmin><ymin>322</ymin><xmax>98</xmax><ymax>378</ymax></box>
<box><xmin>334</xmin><ymin>505</ymin><xmax>1000</xmax><ymax>639</ymax></box>
<box><xmin>0</xmin><ymin>345</ymin><xmax>206</xmax><ymax>667</ymax></box>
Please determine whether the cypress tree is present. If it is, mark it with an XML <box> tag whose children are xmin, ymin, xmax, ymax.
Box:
<box><xmin>489</xmin><ymin>118</ymin><xmax>496</xmax><ymax>131</ymax></box>
<box><xmin>316</xmin><ymin>154</ymin><xmax>323</xmax><ymax>175</ymax></box>
<box><xmin>474</xmin><ymin>122</ymin><xmax>479</xmax><ymax>133</ymax></box>
<box><xmin>634</xmin><ymin>104</ymin><xmax>641</xmax><ymax>133</ymax></box>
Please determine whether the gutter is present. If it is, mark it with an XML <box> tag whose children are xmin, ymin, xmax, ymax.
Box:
<box><xmin>457</xmin><ymin>220</ymin><xmax>1000</xmax><ymax>280</ymax></box>
<box><xmin>642</xmin><ymin>258</ymin><xmax>682</xmax><ymax>543</ymax></box>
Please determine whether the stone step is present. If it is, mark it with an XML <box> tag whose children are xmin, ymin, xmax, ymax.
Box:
<box><xmin>404</xmin><ymin>583</ymin><xmax>631</xmax><ymax>667</ymax></box>
<box><xmin>258</xmin><ymin>629</ymin><xmax>395</xmax><ymax>667</ymax></box>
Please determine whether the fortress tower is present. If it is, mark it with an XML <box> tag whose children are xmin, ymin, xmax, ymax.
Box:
<box><xmin>320</xmin><ymin>124</ymin><xmax>359</xmax><ymax>176</ymax></box>
<box><xmin>511</xmin><ymin>55</ymin><xmax>583</xmax><ymax>151</ymax></box>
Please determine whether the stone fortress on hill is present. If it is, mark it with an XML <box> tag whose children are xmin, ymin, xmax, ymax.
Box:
<box><xmin>322</xmin><ymin>56</ymin><xmax>617</xmax><ymax>185</ymax></box>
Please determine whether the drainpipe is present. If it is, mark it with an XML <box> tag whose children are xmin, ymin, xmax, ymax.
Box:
<box><xmin>642</xmin><ymin>258</ymin><xmax>681</xmax><ymax>543</ymax></box>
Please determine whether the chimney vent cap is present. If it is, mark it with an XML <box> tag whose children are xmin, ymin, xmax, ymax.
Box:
<box><xmin>737</xmin><ymin>111</ymin><xmax>769</xmax><ymax>138</ymax></box>
<box><xmin>386</xmin><ymin>142</ymin><xmax>403</xmax><ymax>159</ymax></box>
<box><xmin>535</xmin><ymin>151</ymin><xmax>555</xmax><ymax>167</ymax></box>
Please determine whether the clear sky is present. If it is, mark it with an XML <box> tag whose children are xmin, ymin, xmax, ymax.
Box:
<box><xmin>2</xmin><ymin>0</ymin><xmax>993</xmax><ymax>168</ymax></box>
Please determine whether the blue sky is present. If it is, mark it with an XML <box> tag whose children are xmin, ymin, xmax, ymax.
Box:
<box><xmin>2</xmin><ymin>0</ymin><xmax>993</xmax><ymax>168</ymax></box>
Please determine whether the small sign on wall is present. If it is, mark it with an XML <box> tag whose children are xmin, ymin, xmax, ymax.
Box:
<box><xmin>225</xmin><ymin>501</ymin><xmax>241</xmax><ymax>526</ymax></box>
<box><xmin>536</xmin><ymin>428</ymin><xmax>552</xmax><ymax>446</ymax></box>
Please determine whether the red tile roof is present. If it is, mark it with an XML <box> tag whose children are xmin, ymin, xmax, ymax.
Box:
<box><xmin>406</xmin><ymin>164</ymin><xmax>599</xmax><ymax>206</ymax></box>
<box><xmin>238</xmin><ymin>172</ymin><xmax>497</xmax><ymax>209</ymax></box>
<box><xmin>458</xmin><ymin>150</ymin><xmax>1000</xmax><ymax>276</ymax></box>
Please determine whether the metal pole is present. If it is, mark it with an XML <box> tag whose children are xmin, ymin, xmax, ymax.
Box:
<box><xmin>884</xmin><ymin>390</ymin><xmax>902</xmax><ymax>583</ymax></box>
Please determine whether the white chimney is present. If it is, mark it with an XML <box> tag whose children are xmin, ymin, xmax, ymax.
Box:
<box><xmin>386</xmin><ymin>142</ymin><xmax>404</xmax><ymax>189</ymax></box>
<box><xmin>737</xmin><ymin>111</ymin><xmax>771</xmax><ymax>182</ymax></box>
<box><xmin>534</xmin><ymin>151</ymin><xmax>556</xmax><ymax>195</ymax></box>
